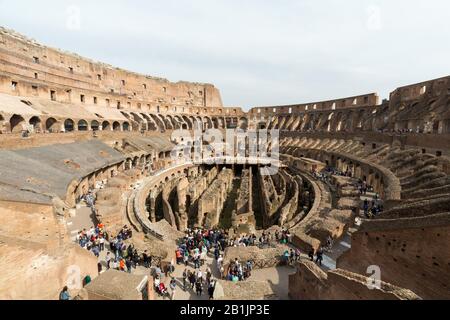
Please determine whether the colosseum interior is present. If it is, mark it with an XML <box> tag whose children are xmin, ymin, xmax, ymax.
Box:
<box><xmin>0</xmin><ymin>26</ymin><xmax>449</xmax><ymax>301</ymax></box>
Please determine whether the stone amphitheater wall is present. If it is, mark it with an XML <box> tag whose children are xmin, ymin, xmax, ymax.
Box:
<box><xmin>289</xmin><ymin>261</ymin><xmax>421</xmax><ymax>300</ymax></box>
<box><xmin>337</xmin><ymin>214</ymin><xmax>450</xmax><ymax>300</ymax></box>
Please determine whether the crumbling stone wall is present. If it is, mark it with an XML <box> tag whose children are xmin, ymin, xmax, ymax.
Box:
<box><xmin>0</xmin><ymin>201</ymin><xmax>98</xmax><ymax>300</ymax></box>
<box><xmin>260</xmin><ymin>170</ymin><xmax>286</xmax><ymax>227</ymax></box>
<box><xmin>197</xmin><ymin>168</ymin><xmax>234</xmax><ymax>229</ymax></box>
<box><xmin>223</xmin><ymin>245</ymin><xmax>287</xmax><ymax>272</ymax></box>
<box><xmin>337</xmin><ymin>214</ymin><xmax>450</xmax><ymax>300</ymax></box>
<box><xmin>289</xmin><ymin>261</ymin><xmax>421</xmax><ymax>300</ymax></box>
<box><xmin>232</xmin><ymin>168</ymin><xmax>255</xmax><ymax>233</ymax></box>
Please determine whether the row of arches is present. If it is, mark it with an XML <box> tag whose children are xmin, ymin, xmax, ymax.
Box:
<box><xmin>0</xmin><ymin>112</ymin><xmax>249</xmax><ymax>134</ymax></box>
<box><xmin>1</xmin><ymin>114</ymin><xmax>132</xmax><ymax>133</ymax></box>
<box><xmin>283</xmin><ymin>146</ymin><xmax>393</xmax><ymax>201</ymax></box>
<box><xmin>261</xmin><ymin>107</ymin><xmax>385</xmax><ymax>133</ymax></box>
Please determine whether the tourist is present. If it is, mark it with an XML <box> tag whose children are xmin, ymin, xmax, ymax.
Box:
<box><xmin>142</xmin><ymin>250</ymin><xmax>150</xmax><ymax>268</ymax></box>
<box><xmin>326</xmin><ymin>236</ymin><xmax>334</xmax><ymax>252</ymax></box>
<box><xmin>92</xmin><ymin>245</ymin><xmax>100</xmax><ymax>258</ymax></box>
<box><xmin>363</xmin><ymin>199</ymin><xmax>369</xmax><ymax>217</ymax></box>
<box><xmin>217</xmin><ymin>254</ymin><xmax>224</xmax><ymax>269</ymax></box>
<box><xmin>195</xmin><ymin>279</ymin><xmax>203</xmax><ymax>296</ymax></box>
<box><xmin>119</xmin><ymin>258</ymin><xmax>126</xmax><ymax>272</ymax></box>
<box><xmin>316</xmin><ymin>248</ymin><xmax>324</xmax><ymax>266</ymax></box>
<box><xmin>197</xmin><ymin>269</ymin><xmax>203</xmax><ymax>284</ymax></box>
<box><xmin>206</xmin><ymin>268</ymin><xmax>212</xmax><ymax>285</ymax></box>
<box><xmin>59</xmin><ymin>286</ymin><xmax>71</xmax><ymax>301</ymax></box>
<box><xmin>103</xmin><ymin>252</ymin><xmax>111</xmax><ymax>269</ymax></box>
<box><xmin>183</xmin><ymin>250</ymin><xmax>189</xmax><ymax>267</ymax></box>
<box><xmin>200</xmin><ymin>246</ymin><xmax>207</xmax><ymax>266</ymax></box>
<box><xmin>170</xmin><ymin>278</ymin><xmax>177</xmax><ymax>300</ymax></box>
<box><xmin>308</xmin><ymin>249</ymin><xmax>315</xmax><ymax>262</ymax></box>
<box><xmin>194</xmin><ymin>254</ymin><xmax>200</xmax><ymax>269</ymax></box>
<box><xmin>176</xmin><ymin>249</ymin><xmax>183</xmax><ymax>265</ymax></box>
<box><xmin>246</xmin><ymin>260</ymin><xmax>253</xmax><ymax>272</ymax></box>
<box><xmin>168</xmin><ymin>261</ymin><xmax>175</xmax><ymax>277</ymax></box>
<box><xmin>154</xmin><ymin>276</ymin><xmax>161</xmax><ymax>289</ymax></box>
<box><xmin>126</xmin><ymin>257</ymin><xmax>133</xmax><ymax>273</ymax></box>
<box><xmin>112</xmin><ymin>258</ymin><xmax>118</xmax><ymax>270</ymax></box>
<box><xmin>245</xmin><ymin>265</ymin><xmax>252</xmax><ymax>279</ymax></box>
<box><xmin>99</xmin><ymin>236</ymin><xmax>105</xmax><ymax>252</ymax></box>
<box><xmin>282</xmin><ymin>250</ymin><xmax>290</xmax><ymax>265</ymax></box>
<box><xmin>295</xmin><ymin>249</ymin><xmax>301</xmax><ymax>262</ymax></box>
<box><xmin>289</xmin><ymin>249</ymin><xmax>295</xmax><ymax>264</ymax></box>
<box><xmin>208</xmin><ymin>281</ymin><xmax>216</xmax><ymax>300</ymax></box>
<box><xmin>158</xmin><ymin>282</ymin><xmax>169</xmax><ymax>298</ymax></box>
<box><xmin>220</xmin><ymin>265</ymin><xmax>225</xmax><ymax>279</ymax></box>
<box><xmin>189</xmin><ymin>271</ymin><xmax>196</xmax><ymax>290</ymax></box>
<box><xmin>154</xmin><ymin>264</ymin><xmax>162</xmax><ymax>280</ymax></box>
<box><xmin>214</xmin><ymin>245</ymin><xmax>220</xmax><ymax>260</ymax></box>
<box><xmin>182</xmin><ymin>269</ymin><xmax>188</xmax><ymax>291</ymax></box>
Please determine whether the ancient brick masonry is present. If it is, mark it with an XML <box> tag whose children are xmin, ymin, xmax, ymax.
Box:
<box><xmin>232</xmin><ymin>168</ymin><xmax>256</xmax><ymax>233</ymax></box>
<box><xmin>197</xmin><ymin>168</ymin><xmax>234</xmax><ymax>229</ymax></box>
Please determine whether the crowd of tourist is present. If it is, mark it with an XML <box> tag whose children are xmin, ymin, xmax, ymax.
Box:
<box><xmin>376</xmin><ymin>128</ymin><xmax>430</xmax><ymax>135</ymax></box>
<box><xmin>74</xmin><ymin>219</ymin><xmax>159</xmax><ymax>277</ymax></box>
<box><xmin>184</xmin><ymin>268</ymin><xmax>216</xmax><ymax>299</ymax></box>
<box><xmin>176</xmin><ymin>228</ymin><xmax>227</xmax><ymax>269</ymax></box>
<box><xmin>153</xmin><ymin>262</ymin><xmax>216</xmax><ymax>300</ymax></box>
<box><xmin>282</xmin><ymin>248</ymin><xmax>302</xmax><ymax>265</ymax></box>
<box><xmin>313</xmin><ymin>167</ymin><xmax>385</xmax><ymax>220</ymax></box>
<box><xmin>224</xmin><ymin>258</ymin><xmax>253</xmax><ymax>282</ymax></box>
<box><xmin>363</xmin><ymin>198</ymin><xmax>384</xmax><ymax>219</ymax></box>
<box><xmin>75</xmin><ymin>224</ymin><xmax>107</xmax><ymax>258</ymax></box>
<box><xmin>71</xmin><ymin>161</ymin><xmax>386</xmax><ymax>300</ymax></box>
<box><xmin>308</xmin><ymin>247</ymin><xmax>325</xmax><ymax>266</ymax></box>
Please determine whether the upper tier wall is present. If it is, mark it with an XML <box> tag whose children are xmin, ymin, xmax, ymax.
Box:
<box><xmin>389</xmin><ymin>76</ymin><xmax>450</xmax><ymax>104</ymax></box>
<box><xmin>0</xmin><ymin>27</ymin><xmax>244</xmax><ymax>117</ymax></box>
<box><xmin>249</xmin><ymin>93</ymin><xmax>380</xmax><ymax>115</ymax></box>
<box><xmin>249</xmin><ymin>76</ymin><xmax>450</xmax><ymax>118</ymax></box>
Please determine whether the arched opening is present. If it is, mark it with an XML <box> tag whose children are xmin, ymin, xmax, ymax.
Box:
<box><xmin>45</xmin><ymin>118</ymin><xmax>58</xmax><ymax>132</ymax></box>
<box><xmin>129</xmin><ymin>113</ymin><xmax>142</xmax><ymax>131</ymax></box>
<box><xmin>167</xmin><ymin>115</ymin><xmax>176</xmax><ymax>128</ymax></box>
<box><xmin>64</xmin><ymin>119</ymin><xmax>75</xmax><ymax>132</ymax></box>
<box><xmin>326</xmin><ymin>113</ymin><xmax>334</xmax><ymax>132</ymax></box>
<box><xmin>257</xmin><ymin>121</ymin><xmax>267</xmax><ymax>130</ymax></box>
<box><xmin>196</xmin><ymin>117</ymin><xmax>203</xmax><ymax>130</ymax></box>
<box><xmin>77</xmin><ymin>119</ymin><xmax>88</xmax><ymax>131</ymax></box>
<box><xmin>238</xmin><ymin>117</ymin><xmax>248</xmax><ymax>130</ymax></box>
<box><xmin>102</xmin><ymin>121</ymin><xmax>111</xmax><ymax>131</ymax></box>
<box><xmin>212</xmin><ymin>117</ymin><xmax>219</xmax><ymax>129</ymax></box>
<box><xmin>432</xmin><ymin>121</ymin><xmax>440</xmax><ymax>134</ymax></box>
<box><xmin>204</xmin><ymin>117</ymin><xmax>213</xmax><ymax>129</ymax></box>
<box><xmin>29</xmin><ymin>116</ymin><xmax>42</xmax><ymax>132</ymax></box>
<box><xmin>182</xmin><ymin>116</ymin><xmax>193</xmax><ymax>130</ymax></box>
<box><xmin>113</xmin><ymin>121</ymin><xmax>121</xmax><ymax>131</ymax></box>
<box><xmin>141</xmin><ymin>114</ymin><xmax>155</xmax><ymax>131</ymax></box>
<box><xmin>10</xmin><ymin>114</ymin><xmax>25</xmax><ymax>133</ymax></box>
<box><xmin>150</xmin><ymin>114</ymin><xmax>165</xmax><ymax>131</ymax></box>
<box><xmin>123</xmin><ymin>122</ymin><xmax>130</xmax><ymax>131</ymax></box>
<box><xmin>355</xmin><ymin>110</ymin><xmax>365</xmax><ymax>130</ymax></box>
<box><xmin>335</xmin><ymin>113</ymin><xmax>344</xmax><ymax>131</ymax></box>
<box><xmin>444</xmin><ymin>119</ymin><xmax>450</xmax><ymax>134</ymax></box>
<box><xmin>91</xmin><ymin>120</ymin><xmax>100</xmax><ymax>131</ymax></box>
<box><xmin>132</xmin><ymin>157</ymin><xmax>139</xmax><ymax>168</ymax></box>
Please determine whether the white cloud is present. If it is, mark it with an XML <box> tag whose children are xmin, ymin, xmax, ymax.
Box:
<box><xmin>0</xmin><ymin>0</ymin><xmax>449</xmax><ymax>110</ymax></box>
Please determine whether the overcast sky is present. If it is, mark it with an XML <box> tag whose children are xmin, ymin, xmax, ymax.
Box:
<box><xmin>0</xmin><ymin>0</ymin><xmax>449</xmax><ymax>110</ymax></box>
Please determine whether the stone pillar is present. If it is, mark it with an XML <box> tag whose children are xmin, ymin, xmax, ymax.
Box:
<box><xmin>149</xmin><ymin>197</ymin><xmax>156</xmax><ymax>223</ymax></box>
